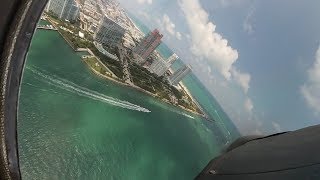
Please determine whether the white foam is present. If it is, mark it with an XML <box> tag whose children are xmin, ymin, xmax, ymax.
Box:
<box><xmin>180</xmin><ymin>112</ymin><xmax>195</xmax><ymax>119</ymax></box>
<box><xmin>26</xmin><ymin>66</ymin><xmax>151</xmax><ymax>113</ymax></box>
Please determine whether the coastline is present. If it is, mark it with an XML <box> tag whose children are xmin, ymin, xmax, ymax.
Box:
<box><xmin>46</xmin><ymin>18</ymin><xmax>77</xmax><ymax>51</ymax></box>
<box><xmin>83</xmin><ymin>57</ymin><xmax>156</xmax><ymax>96</ymax></box>
<box><xmin>45</xmin><ymin>17</ymin><xmax>206</xmax><ymax>117</ymax></box>
<box><xmin>83</xmin><ymin>57</ymin><xmax>205</xmax><ymax>117</ymax></box>
<box><xmin>179</xmin><ymin>82</ymin><xmax>211</xmax><ymax>120</ymax></box>
<box><xmin>121</xmin><ymin>17</ymin><xmax>207</xmax><ymax>116</ymax></box>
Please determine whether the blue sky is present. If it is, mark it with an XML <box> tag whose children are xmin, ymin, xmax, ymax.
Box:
<box><xmin>117</xmin><ymin>0</ymin><xmax>320</xmax><ymax>135</ymax></box>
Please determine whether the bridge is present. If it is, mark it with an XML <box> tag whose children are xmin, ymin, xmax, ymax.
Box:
<box><xmin>37</xmin><ymin>25</ymin><xmax>57</xmax><ymax>31</ymax></box>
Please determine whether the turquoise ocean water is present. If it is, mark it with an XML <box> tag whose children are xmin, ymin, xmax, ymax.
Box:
<box><xmin>17</xmin><ymin>20</ymin><xmax>239</xmax><ymax>180</ymax></box>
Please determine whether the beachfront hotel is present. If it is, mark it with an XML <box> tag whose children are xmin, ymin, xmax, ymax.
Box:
<box><xmin>94</xmin><ymin>15</ymin><xmax>126</xmax><ymax>47</ymax></box>
<box><xmin>149</xmin><ymin>53</ymin><xmax>178</xmax><ymax>76</ymax></box>
<box><xmin>169</xmin><ymin>65</ymin><xmax>192</xmax><ymax>85</ymax></box>
<box><xmin>45</xmin><ymin>0</ymin><xmax>79</xmax><ymax>22</ymax></box>
<box><xmin>133</xmin><ymin>29</ymin><xmax>163</xmax><ymax>64</ymax></box>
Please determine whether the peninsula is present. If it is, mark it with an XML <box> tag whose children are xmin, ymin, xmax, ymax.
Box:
<box><xmin>41</xmin><ymin>0</ymin><xmax>207</xmax><ymax>117</ymax></box>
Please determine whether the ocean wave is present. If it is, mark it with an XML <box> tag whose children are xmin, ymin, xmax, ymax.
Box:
<box><xmin>26</xmin><ymin>66</ymin><xmax>151</xmax><ymax>113</ymax></box>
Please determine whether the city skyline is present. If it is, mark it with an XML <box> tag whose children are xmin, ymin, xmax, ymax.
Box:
<box><xmin>42</xmin><ymin>0</ymin><xmax>202</xmax><ymax>115</ymax></box>
<box><xmin>66</xmin><ymin>0</ymin><xmax>193</xmax><ymax>85</ymax></box>
<box><xmin>14</xmin><ymin>1</ymin><xmax>245</xmax><ymax>179</ymax></box>
<box><xmin>117</xmin><ymin>0</ymin><xmax>320</xmax><ymax>135</ymax></box>
<box><xmin>43</xmin><ymin>0</ymin><xmax>320</xmax><ymax>136</ymax></box>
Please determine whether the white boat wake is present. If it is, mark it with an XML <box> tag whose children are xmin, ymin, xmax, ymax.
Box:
<box><xmin>180</xmin><ymin>112</ymin><xmax>195</xmax><ymax>119</ymax></box>
<box><xmin>26</xmin><ymin>66</ymin><xmax>151</xmax><ymax>113</ymax></box>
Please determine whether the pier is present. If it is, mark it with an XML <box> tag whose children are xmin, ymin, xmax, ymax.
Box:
<box><xmin>37</xmin><ymin>25</ymin><xmax>57</xmax><ymax>31</ymax></box>
<box><xmin>77</xmin><ymin>48</ymin><xmax>94</xmax><ymax>56</ymax></box>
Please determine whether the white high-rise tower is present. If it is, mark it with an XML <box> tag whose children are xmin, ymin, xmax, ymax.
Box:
<box><xmin>149</xmin><ymin>54</ymin><xmax>178</xmax><ymax>76</ymax></box>
<box><xmin>169</xmin><ymin>65</ymin><xmax>191</xmax><ymax>85</ymax></box>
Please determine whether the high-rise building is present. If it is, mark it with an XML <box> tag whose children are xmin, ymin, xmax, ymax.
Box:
<box><xmin>149</xmin><ymin>54</ymin><xmax>178</xmax><ymax>76</ymax></box>
<box><xmin>149</xmin><ymin>58</ymin><xmax>167</xmax><ymax>76</ymax></box>
<box><xmin>169</xmin><ymin>65</ymin><xmax>192</xmax><ymax>85</ymax></box>
<box><xmin>45</xmin><ymin>0</ymin><xmax>79</xmax><ymax>22</ymax></box>
<box><xmin>133</xmin><ymin>29</ymin><xmax>163</xmax><ymax>62</ymax></box>
<box><xmin>167</xmin><ymin>53</ymin><xmax>178</xmax><ymax>64</ymax></box>
<box><xmin>62</xmin><ymin>0</ymin><xmax>79</xmax><ymax>21</ymax></box>
<box><xmin>94</xmin><ymin>16</ymin><xmax>126</xmax><ymax>47</ymax></box>
<box><xmin>45</xmin><ymin>0</ymin><xmax>64</xmax><ymax>16</ymax></box>
<box><xmin>78</xmin><ymin>0</ymin><xmax>102</xmax><ymax>33</ymax></box>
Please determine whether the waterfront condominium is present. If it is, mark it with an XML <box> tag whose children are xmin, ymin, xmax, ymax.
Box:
<box><xmin>169</xmin><ymin>65</ymin><xmax>192</xmax><ymax>86</ymax></box>
<box><xmin>133</xmin><ymin>29</ymin><xmax>163</xmax><ymax>61</ymax></box>
<box><xmin>94</xmin><ymin>16</ymin><xmax>126</xmax><ymax>47</ymax></box>
<box><xmin>45</xmin><ymin>0</ymin><xmax>79</xmax><ymax>22</ymax></box>
<box><xmin>79</xmin><ymin>0</ymin><xmax>102</xmax><ymax>33</ymax></box>
<box><xmin>149</xmin><ymin>54</ymin><xmax>178</xmax><ymax>76</ymax></box>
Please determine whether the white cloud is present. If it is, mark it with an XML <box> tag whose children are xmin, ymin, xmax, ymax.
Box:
<box><xmin>179</xmin><ymin>0</ymin><xmax>239</xmax><ymax>80</ymax></box>
<box><xmin>162</xmin><ymin>14</ymin><xmax>176</xmax><ymax>35</ymax></box>
<box><xmin>244</xmin><ymin>98</ymin><xmax>253</xmax><ymax>113</ymax></box>
<box><xmin>176</xmin><ymin>32</ymin><xmax>182</xmax><ymax>40</ymax></box>
<box><xmin>301</xmin><ymin>46</ymin><xmax>320</xmax><ymax>115</ymax></box>
<box><xmin>219</xmin><ymin>0</ymin><xmax>248</xmax><ymax>7</ymax></box>
<box><xmin>243</xmin><ymin>6</ymin><xmax>255</xmax><ymax>34</ymax></box>
<box><xmin>138</xmin><ymin>11</ymin><xmax>151</xmax><ymax>21</ymax></box>
<box><xmin>231</xmin><ymin>68</ymin><xmax>251</xmax><ymax>94</ymax></box>
<box><xmin>137</xmin><ymin>0</ymin><xmax>152</xmax><ymax>5</ymax></box>
<box><xmin>158</xmin><ymin>14</ymin><xmax>183</xmax><ymax>40</ymax></box>
<box><xmin>272</xmin><ymin>121</ymin><xmax>281</xmax><ymax>132</ymax></box>
<box><xmin>179</xmin><ymin>0</ymin><xmax>258</xmax><ymax>135</ymax></box>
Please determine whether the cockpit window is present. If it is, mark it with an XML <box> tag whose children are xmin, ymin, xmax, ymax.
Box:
<box><xmin>15</xmin><ymin>0</ymin><xmax>320</xmax><ymax>179</ymax></box>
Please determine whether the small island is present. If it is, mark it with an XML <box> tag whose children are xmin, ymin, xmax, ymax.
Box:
<box><xmin>41</xmin><ymin>1</ymin><xmax>208</xmax><ymax>118</ymax></box>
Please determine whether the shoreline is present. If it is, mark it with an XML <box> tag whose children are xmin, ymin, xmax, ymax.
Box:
<box><xmin>84</xmin><ymin>58</ymin><xmax>156</xmax><ymax>97</ymax></box>
<box><xmin>179</xmin><ymin>82</ymin><xmax>211</xmax><ymax>120</ymax></box>
<box><xmin>44</xmin><ymin>18</ymin><xmax>206</xmax><ymax>117</ymax></box>
<box><xmin>46</xmin><ymin>18</ymin><xmax>78</xmax><ymax>51</ymax></box>
<box><xmin>83</xmin><ymin>57</ymin><xmax>205</xmax><ymax>117</ymax></box>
